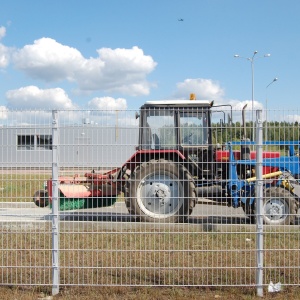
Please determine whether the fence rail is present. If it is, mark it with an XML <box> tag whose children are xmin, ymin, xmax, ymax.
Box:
<box><xmin>0</xmin><ymin>108</ymin><xmax>299</xmax><ymax>297</ymax></box>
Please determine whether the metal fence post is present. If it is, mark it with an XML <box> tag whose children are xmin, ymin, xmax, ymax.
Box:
<box><xmin>52</xmin><ymin>110</ymin><xmax>60</xmax><ymax>295</ymax></box>
<box><xmin>255</xmin><ymin>109</ymin><xmax>264</xmax><ymax>297</ymax></box>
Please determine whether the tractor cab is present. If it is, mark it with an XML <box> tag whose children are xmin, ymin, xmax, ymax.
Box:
<box><xmin>137</xmin><ymin>99</ymin><xmax>216</xmax><ymax>181</ymax></box>
<box><xmin>138</xmin><ymin>100</ymin><xmax>213</xmax><ymax>151</ymax></box>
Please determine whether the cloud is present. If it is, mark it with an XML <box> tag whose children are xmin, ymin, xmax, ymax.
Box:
<box><xmin>79</xmin><ymin>46</ymin><xmax>156</xmax><ymax>95</ymax></box>
<box><xmin>0</xmin><ymin>26</ymin><xmax>5</xmax><ymax>40</ymax></box>
<box><xmin>0</xmin><ymin>26</ymin><xmax>10</xmax><ymax>68</ymax></box>
<box><xmin>0</xmin><ymin>106</ymin><xmax>8</xmax><ymax>120</ymax></box>
<box><xmin>173</xmin><ymin>79</ymin><xmax>265</xmax><ymax>114</ymax></box>
<box><xmin>12</xmin><ymin>38</ymin><xmax>157</xmax><ymax>96</ymax></box>
<box><xmin>280</xmin><ymin>114</ymin><xmax>300</xmax><ymax>123</ymax></box>
<box><xmin>173</xmin><ymin>78</ymin><xmax>224</xmax><ymax>100</ymax></box>
<box><xmin>12</xmin><ymin>37</ymin><xmax>84</xmax><ymax>81</ymax></box>
<box><xmin>230</xmin><ymin>99</ymin><xmax>263</xmax><ymax>111</ymax></box>
<box><xmin>5</xmin><ymin>86</ymin><xmax>76</xmax><ymax>109</ymax></box>
<box><xmin>88</xmin><ymin>96</ymin><xmax>127</xmax><ymax>110</ymax></box>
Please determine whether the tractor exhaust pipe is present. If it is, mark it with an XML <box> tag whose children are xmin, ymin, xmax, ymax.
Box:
<box><xmin>241</xmin><ymin>104</ymin><xmax>250</xmax><ymax>160</ymax></box>
<box><xmin>242</xmin><ymin>104</ymin><xmax>248</xmax><ymax>140</ymax></box>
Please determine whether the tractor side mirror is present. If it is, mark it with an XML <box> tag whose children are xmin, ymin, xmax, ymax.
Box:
<box><xmin>135</xmin><ymin>112</ymin><xmax>140</xmax><ymax>119</ymax></box>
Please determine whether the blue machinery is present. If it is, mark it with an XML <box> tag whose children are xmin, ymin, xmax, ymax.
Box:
<box><xmin>227</xmin><ymin>140</ymin><xmax>300</xmax><ymax>208</ymax></box>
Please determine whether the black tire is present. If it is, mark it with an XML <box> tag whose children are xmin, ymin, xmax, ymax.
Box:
<box><xmin>244</xmin><ymin>187</ymin><xmax>298</xmax><ymax>225</ymax></box>
<box><xmin>125</xmin><ymin>159</ymin><xmax>196</xmax><ymax>223</ymax></box>
<box><xmin>242</xmin><ymin>203</ymin><xmax>255</xmax><ymax>224</ymax></box>
<box><xmin>33</xmin><ymin>190</ymin><xmax>49</xmax><ymax>207</ymax></box>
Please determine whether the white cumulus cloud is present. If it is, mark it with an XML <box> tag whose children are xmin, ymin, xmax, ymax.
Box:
<box><xmin>0</xmin><ymin>26</ymin><xmax>6</xmax><ymax>40</ymax></box>
<box><xmin>12</xmin><ymin>37</ymin><xmax>84</xmax><ymax>81</ymax></box>
<box><xmin>0</xmin><ymin>26</ymin><xmax>10</xmax><ymax>68</ymax></box>
<box><xmin>88</xmin><ymin>96</ymin><xmax>127</xmax><ymax>110</ymax></box>
<box><xmin>12</xmin><ymin>38</ymin><xmax>157</xmax><ymax>96</ymax></box>
<box><xmin>0</xmin><ymin>105</ymin><xmax>8</xmax><ymax>120</ymax></box>
<box><xmin>6</xmin><ymin>86</ymin><xmax>76</xmax><ymax>109</ymax></box>
<box><xmin>230</xmin><ymin>99</ymin><xmax>263</xmax><ymax>111</ymax></box>
<box><xmin>173</xmin><ymin>78</ymin><xmax>224</xmax><ymax>100</ymax></box>
<box><xmin>281</xmin><ymin>114</ymin><xmax>300</xmax><ymax>123</ymax></box>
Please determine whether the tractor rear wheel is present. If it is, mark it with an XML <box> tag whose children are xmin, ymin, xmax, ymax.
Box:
<box><xmin>125</xmin><ymin>159</ymin><xmax>196</xmax><ymax>223</ymax></box>
<box><xmin>245</xmin><ymin>187</ymin><xmax>298</xmax><ymax>225</ymax></box>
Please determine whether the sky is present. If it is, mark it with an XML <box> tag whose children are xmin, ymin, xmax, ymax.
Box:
<box><xmin>0</xmin><ymin>0</ymin><xmax>300</xmax><ymax>116</ymax></box>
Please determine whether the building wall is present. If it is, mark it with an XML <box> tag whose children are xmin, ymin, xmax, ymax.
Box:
<box><xmin>0</xmin><ymin>125</ymin><xmax>138</xmax><ymax>169</ymax></box>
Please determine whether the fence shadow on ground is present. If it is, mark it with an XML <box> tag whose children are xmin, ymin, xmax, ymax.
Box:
<box><xmin>56</xmin><ymin>211</ymin><xmax>299</xmax><ymax>226</ymax></box>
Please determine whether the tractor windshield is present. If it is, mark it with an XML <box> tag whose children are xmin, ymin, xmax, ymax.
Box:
<box><xmin>180</xmin><ymin>111</ymin><xmax>208</xmax><ymax>146</ymax></box>
<box><xmin>141</xmin><ymin>108</ymin><xmax>209</xmax><ymax>150</ymax></box>
<box><xmin>142</xmin><ymin>109</ymin><xmax>176</xmax><ymax>150</ymax></box>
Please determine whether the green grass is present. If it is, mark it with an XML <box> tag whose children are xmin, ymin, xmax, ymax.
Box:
<box><xmin>0</xmin><ymin>173</ymin><xmax>49</xmax><ymax>202</ymax></box>
<box><xmin>0</xmin><ymin>172</ymin><xmax>124</xmax><ymax>204</ymax></box>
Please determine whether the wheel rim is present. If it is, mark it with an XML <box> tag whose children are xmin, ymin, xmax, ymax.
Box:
<box><xmin>136</xmin><ymin>172</ymin><xmax>183</xmax><ymax>218</ymax></box>
<box><xmin>264</xmin><ymin>198</ymin><xmax>288</xmax><ymax>223</ymax></box>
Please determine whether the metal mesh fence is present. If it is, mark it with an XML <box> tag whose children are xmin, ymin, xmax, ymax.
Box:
<box><xmin>0</xmin><ymin>106</ymin><xmax>299</xmax><ymax>295</ymax></box>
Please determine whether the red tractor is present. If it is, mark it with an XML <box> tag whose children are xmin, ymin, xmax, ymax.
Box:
<box><xmin>34</xmin><ymin>98</ymin><xmax>300</xmax><ymax>225</ymax></box>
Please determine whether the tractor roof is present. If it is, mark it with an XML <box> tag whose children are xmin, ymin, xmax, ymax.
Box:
<box><xmin>142</xmin><ymin>100</ymin><xmax>212</xmax><ymax>108</ymax></box>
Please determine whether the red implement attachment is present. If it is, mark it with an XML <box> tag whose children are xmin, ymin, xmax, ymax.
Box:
<box><xmin>47</xmin><ymin>169</ymin><xmax>121</xmax><ymax>202</ymax></box>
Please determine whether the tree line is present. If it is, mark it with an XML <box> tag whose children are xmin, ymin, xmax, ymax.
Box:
<box><xmin>213</xmin><ymin>121</ymin><xmax>300</xmax><ymax>145</ymax></box>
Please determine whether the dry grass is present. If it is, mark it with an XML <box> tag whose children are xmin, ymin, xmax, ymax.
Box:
<box><xmin>1</xmin><ymin>172</ymin><xmax>300</xmax><ymax>298</ymax></box>
<box><xmin>0</xmin><ymin>226</ymin><xmax>299</xmax><ymax>299</ymax></box>
<box><xmin>1</xmin><ymin>285</ymin><xmax>300</xmax><ymax>299</ymax></box>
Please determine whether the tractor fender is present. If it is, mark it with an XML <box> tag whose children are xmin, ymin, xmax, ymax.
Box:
<box><xmin>123</xmin><ymin>149</ymin><xmax>186</xmax><ymax>173</ymax></box>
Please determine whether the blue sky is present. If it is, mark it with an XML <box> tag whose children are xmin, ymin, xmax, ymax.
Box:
<box><xmin>0</xmin><ymin>0</ymin><xmax>300</xmax><ymax>113</ymax></box>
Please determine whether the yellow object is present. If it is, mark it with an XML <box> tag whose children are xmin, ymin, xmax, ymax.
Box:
<box><xmin>247</xmin><ymin>171</ymin><xmax>294</xmax><ymax>193</ymax></box>
<box><xmin>281</xmin><ymin>179</ymin><xmax>294</xmax><ymax>193</ymax></box>
<box><xmin>190</xmin><ymin>93</ymin><xmax>196</xmax><ymax>100</ymax></box>
<box><xmin>246</xmin><ymin>171</ymin><xmax>283</xmax><ymax>183</ymax></box>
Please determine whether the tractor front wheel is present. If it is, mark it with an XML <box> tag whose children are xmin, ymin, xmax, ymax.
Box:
<box><xmin>125</xmin><ymin>159</ymin><xmax>195</xmax><ymax>223</ymax></box>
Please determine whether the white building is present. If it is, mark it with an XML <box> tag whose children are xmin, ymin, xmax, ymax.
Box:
<box><xmin>0</xmin><ymin>124</ymin><xmax>138</xmax><ymax>169</ymax></box>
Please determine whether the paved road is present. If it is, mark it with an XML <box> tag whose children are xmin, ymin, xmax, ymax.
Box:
<box><xmin>1</xmin><ymin>201</ymin><xmax>299</xmax><ymax>227</ymax></box>
<box><xmin>0</xmin><ymin>201</ymin><xmax>247</xmax><ymax>222</ymax></box>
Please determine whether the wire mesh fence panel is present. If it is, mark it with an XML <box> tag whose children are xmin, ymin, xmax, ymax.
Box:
<box><xmin>0</xmin><ymin>106</ymin><xmax>299</xmax><ymax>291</ymax></box>
<box><xmin>0</xmin><ymin>110</ymin><xmax>53</xmax><ymax>286</ymax></box>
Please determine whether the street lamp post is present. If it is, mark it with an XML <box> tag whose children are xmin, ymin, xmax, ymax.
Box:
<box><xmin>265</xmin><ymin>78</ymin><xmax>278</xmax><ymax>140</ymax></box>
<box><xmin>234</xmin><ymin>51</ymin><xmax>271</xmax><ymax>141</ymax></box>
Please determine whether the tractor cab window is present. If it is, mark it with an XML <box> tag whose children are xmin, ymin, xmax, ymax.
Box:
<box><xmin>142</xmin><ymin>109</ymin><xmax>176</xmax><ymax>149</ymax></box>
<box><xmin>180</xmin><ymin>111</ymin><xmax>208</xmax><ymax>146</ymax></box>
